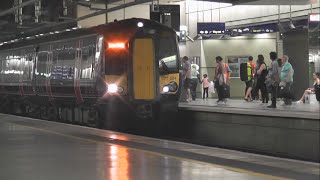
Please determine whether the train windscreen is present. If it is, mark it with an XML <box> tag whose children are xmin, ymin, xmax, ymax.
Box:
<box><xmin>156</xmin><ymin>37</ymin><xmax>178</xmax><ymax>75</ymax></box>
<box><xmin>105</xmin><ymin>43</ymin><xmax>128</xmax><ymax>75</ymax></box>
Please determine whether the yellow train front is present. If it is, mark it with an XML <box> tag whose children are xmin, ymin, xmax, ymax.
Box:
<box><xmin>95</xmin><ymin>18</ymin><xmax>181</xmax><ymax>131</ymax></box>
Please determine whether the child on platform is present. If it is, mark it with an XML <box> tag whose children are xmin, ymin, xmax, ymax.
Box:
<box><xmin>201</xmin><ymin>74</ymin><xmax>210</xmax><ymax>99</ymax></box>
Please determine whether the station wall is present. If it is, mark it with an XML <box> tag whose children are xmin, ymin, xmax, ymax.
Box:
<box><xmin>107</xmin><ymin>3</ymin><xmax>150</xmax><ymax>22</ymax></box>
<box><xmin>202</xmin><ymin>36</ymin><xmax>276</xmax><ymax>98</ymax></box>
<box><xmin>77</xmin><ymin>4</ymin><xmax>106</xmax><ymax>28</ymax></box>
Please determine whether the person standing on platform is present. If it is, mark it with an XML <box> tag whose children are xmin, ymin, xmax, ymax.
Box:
<box><xmin>214</xmin><ymin>56</ymin><xmax>230</xmax><ymax>103</ymax></box>
<box><xmin>201</xmin><ymin>74</ymin><xmax>210</xmax><ymax>99</ymax></box>
<box><xmin>182</xmin><ymin>56</ymin><xmax>192</xmax><ymax>102</ymax></box>
<box><xmin>280</xmin><ymin>55</ymin><xmax>294</xmax><ymax>105</ymax></box>
<box><xmin>255</xmin><ymin>55</ymin><xmax>269</xmax><ymax>104</ymax></box>
<box><xmin>266</xmin><ymin>52</ymin><xmax>280</xmax><ymax>108</ymax></box>
<box><xmin>243</xmin><ymin>56</ymin><xmax>255</xmax><ymax>101</ymax></box>
<box><xmin>190</xmin><ymin>64</ymin><xmax>200</xmax><ymax>100</ymax></box>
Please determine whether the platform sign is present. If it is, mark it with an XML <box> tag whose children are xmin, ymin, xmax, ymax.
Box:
<box><xmin>310</xmin><ymin>14</ymin><xmax>320</xmax><ymax>22</ymax></box>
<box><xmin>197</xmin><ymin>23</ymin><xmax>225</xmax><ymax>35</ymax></box>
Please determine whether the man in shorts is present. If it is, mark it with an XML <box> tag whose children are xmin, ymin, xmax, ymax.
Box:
<box><xmin>182</xmin><ymin>56</ymin><xmax>192</xmax><ymax>102</ymax></box>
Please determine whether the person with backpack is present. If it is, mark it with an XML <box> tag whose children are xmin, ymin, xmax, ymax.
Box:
<box><xmin>243</xmin><ymin>56</ymin><xmax>255</xmax><ymax>101</ymax></box>
<box><xmin>255</xmin><ymin>55</ymin><xmax>269</xmax><ymax>104</ymax></box>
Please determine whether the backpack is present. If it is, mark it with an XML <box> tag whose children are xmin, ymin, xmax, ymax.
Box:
<box><xmin>240</xmin><ymin>62</ymin><xmax>252</xmax><ymax>81</ymax></box>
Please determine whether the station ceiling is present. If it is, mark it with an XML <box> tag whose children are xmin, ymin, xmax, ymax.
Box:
<box><xmin>0</xmin><ymin>0</ymin><xmax>316</xmax><ymax>42</ymax></box>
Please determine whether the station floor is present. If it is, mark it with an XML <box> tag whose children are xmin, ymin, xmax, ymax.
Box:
<box><xmin>179</xmin><ymin>99</ymin><xmax>320</xmax><ymax>120</ymax></box>
<box><xmin>1</xmin><ymin>113</ymin><xmax>319</xmax><ymax>180</ymax></box>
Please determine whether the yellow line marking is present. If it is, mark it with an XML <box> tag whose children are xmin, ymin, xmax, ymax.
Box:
<box><xmin>10</xmin><ymin>122</ymin><xmax>291</xmax><ymax>180</ymax></box>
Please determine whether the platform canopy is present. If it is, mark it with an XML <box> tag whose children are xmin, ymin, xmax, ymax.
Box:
<box><xmin>0</xmin><ymin>0</ymin><xmax>316</xmax><ymax>43</ymax></box>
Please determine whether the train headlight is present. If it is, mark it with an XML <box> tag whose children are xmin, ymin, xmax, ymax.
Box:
<box><xmin>137</xmin><ymin>22</ymin><xmax>144</xmax><ymax>28</ymax></box>
<box><xmin>162</xmin><ymin>81</ymin><xmax>178</xmax><ymax>93</ymax></box>
<box><xmin>107</xmin><ymin>84</ymin><xmax>118</xmax><ymax>93</ymax></box>
<box><xmin>163</xmin><ymin>86</ymin><xmax>169</xmax><ymax>93</ymax></box>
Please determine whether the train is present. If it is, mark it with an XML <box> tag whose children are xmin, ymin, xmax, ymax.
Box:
<box><xmin>0</xmin><ymin>18</ymin><xmax>181</xmax><ymax>132</ymax></box>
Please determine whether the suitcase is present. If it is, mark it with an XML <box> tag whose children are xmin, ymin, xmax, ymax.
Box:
<box><xmin>221</xmin><ymin>84</ymin><xmax>230</xmax><ymax>98</ymax></box>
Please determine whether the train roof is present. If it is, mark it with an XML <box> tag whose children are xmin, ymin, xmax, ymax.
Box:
<box><xmin>0</xmin><ymin>18</ymin><xmax>176</xmax><ymax>51</ymax></box>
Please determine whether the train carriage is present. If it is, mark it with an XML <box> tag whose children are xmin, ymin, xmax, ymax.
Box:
<box><xmin>0</xmin><ymin>18</ymin><xmax>181</xmax><ymax>131</ymax></box>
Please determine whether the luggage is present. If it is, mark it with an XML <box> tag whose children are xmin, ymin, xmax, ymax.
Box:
<box><xmin>221</xmin><ymin>84</ymin><xmax>230</xmax><ymax>98</ymax></box>
<box><xmin>208</xmin><ymin>81</ymin><xmax>215</xmax><ymax>93</ymax></box>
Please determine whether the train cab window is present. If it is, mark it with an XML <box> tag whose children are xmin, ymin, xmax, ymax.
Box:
<box><xmin>105</xmin><ymin>44</ymin><xmax>128</xmax><ymax>75</ymax></box>
<box><xmin>156</xmin><ymin>37</ymin><xmax>178</xmax><ymax>75</ymax></box>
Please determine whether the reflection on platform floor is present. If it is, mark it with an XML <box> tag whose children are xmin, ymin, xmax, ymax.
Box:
<box><xmin>0</xmin><ymin>113</ymin><xmax>319</xmax><ymax>180</ymax></box>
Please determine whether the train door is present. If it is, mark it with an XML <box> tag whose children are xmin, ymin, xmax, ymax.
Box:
<box><xmin>74</xmin><ymin>40</ymin><xmax>83</xmax><ymax>104</ymax></box>
<box><xmin>132</xmin><ymin>38</ymin><xmax>155</xmax><ymax>100</ymax></box>
<box><xmin>46</xmin><ymin>45</ymin><xmax>53</xmax><ymax>101</ymax></box>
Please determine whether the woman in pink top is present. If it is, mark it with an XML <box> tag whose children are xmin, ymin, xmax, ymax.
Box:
<box><xmin>201</xmin><ymin>74</ymin><xmax>210</xmax><ymax>99</ymax></box>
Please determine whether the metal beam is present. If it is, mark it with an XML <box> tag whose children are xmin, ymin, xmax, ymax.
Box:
<box><xmin>0</xmin><ymin>0</ymin><xmax>41</xmax><ymax>17</ymax></box>
<box><xmin>23</xmin><ymin>0</ymin><xmax>153</xmax><ymax>34</ymax></box>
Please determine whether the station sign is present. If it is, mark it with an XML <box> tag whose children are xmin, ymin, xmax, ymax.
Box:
<box><xmin>310</xmin><ymin>14</ymin><xmax>320</xmax><ymax>22</ymax></box>
<box><xmin>226</xmin><ymin>23</ymin><xmax>279</xmax><ymax>35</ymax></box>
<box><xmin>197</xmin><ymin>23</ymin><xmax>225</xmax><ymax>34</ymax></box>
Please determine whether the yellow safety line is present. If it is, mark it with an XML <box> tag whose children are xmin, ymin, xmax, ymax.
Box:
<box><xmin>9</xmin><ymin>122</ymin><xmax>291</xmax><ymax>180</ymax></box>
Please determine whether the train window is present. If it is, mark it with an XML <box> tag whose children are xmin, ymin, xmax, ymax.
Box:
<box><xmin>4</xmin><ymin>51</ymin><xmax>22</xmax><ymax>83</ymax></box>
<box><xmin>51</xmin><ymin>42</ymin><xmax>76</xmax><ymax>80</ymax></box>
<box><xmin>23</xmin><ymin>49</ymin><xmax>34</xmax><ymax>81</ymax></box>
<box><xmin>37</xmin><ymin>49</ymin><xmax>48</xmax><ymax>79</ymax></box>
<box><xmin>81</xmin><ymin>39</ymin><xmax>95</xmax><ymax>79</ymax></box>
<box><xmin>0</xmin><ymin>53</ymin><xmax>3</xmax><ymax>83</ymax></box>
<box><xmin>156</xmin><ymin>37</ymin><xmax>178</xmax><ymax>74</ymax></box>
<box><xmin>59</xmin><ymin>43</ymin><xmax>76</xmax><ymax>80</ymax></box>
<box><xmin>0</xmin><ymin>52</ymin><xmax>6</xmax><ymax>83</ymax></box>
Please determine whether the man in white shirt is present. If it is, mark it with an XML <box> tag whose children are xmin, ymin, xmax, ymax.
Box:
<box><xmin>190</xmin><ymin>64</ymin><xmax>200</xmax><ymax>100</ymax></box>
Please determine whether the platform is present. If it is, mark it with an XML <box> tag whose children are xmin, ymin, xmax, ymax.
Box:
<box><xmin>0</xmin><ymin>113</ymin><xmax>319</xmax><ymax>180</ymax></box>
<box><xmin>179</xmin><ymin>99</ymin><xmax>320</xmax><ymax>120</ymax></box>
<box><xmin>175</xmin><ymin>99</ymin><xmax>320</xmax><ymax>162</ymax></box>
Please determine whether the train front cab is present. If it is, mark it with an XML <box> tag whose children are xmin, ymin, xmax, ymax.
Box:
<box><xmin>100</xmin><ymin>25</ymin><xmax>180</xmax><ymax>132</ymax></box>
